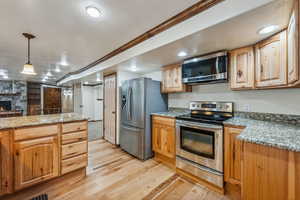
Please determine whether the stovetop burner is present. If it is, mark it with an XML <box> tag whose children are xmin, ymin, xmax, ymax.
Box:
<box><xmin>176</xmin><ymin>101</ymin><xmax>233</xmax><ymax>125</ymax></box>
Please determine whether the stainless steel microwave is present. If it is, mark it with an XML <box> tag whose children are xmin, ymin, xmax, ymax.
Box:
<box><xmin>182</xmin><ymin>51</ymin><xmax>228</xmax><ymax>84</ymax></box>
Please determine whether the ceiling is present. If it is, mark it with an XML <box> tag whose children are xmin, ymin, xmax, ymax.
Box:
<box><xmin>104</xmin><ymin>0</ymin><xmax>293</xmax><ymax>76</ymax></box>
<box><xmin>0</xmin><ymin>0</ymin><xmax>200</xmax><ymax>83</ymax></box>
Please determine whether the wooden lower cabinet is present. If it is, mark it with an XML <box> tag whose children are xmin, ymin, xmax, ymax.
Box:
<box><xmin>152</xmin><ymin>115</ymin><xmax>176</xmax><ymax>168</ymax></box>
<box><xmin>0</xmin><ymin>131</ymin><xmax>13</xmax><ymax>196</ymax></box>
<box><xmin>224</xmin><ymin>127</ymin><xmax>243</xmax><ymax>185</ymax></box>
<box><xmin>14</xmin><ymin>136</ymin><xmax>59</xmax><ymax>190</ymax></box>
<box><xmin>0</xmin><ymin>120</ymin><xmax>88</xmax><ymax>196</ymax></box>
<box><xmin>242</xmin><ymin>142</ymin><xmax>299</xmax><ymax>200</ymax></box>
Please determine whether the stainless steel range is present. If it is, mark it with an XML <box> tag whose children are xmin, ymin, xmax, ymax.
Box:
<box><xmin>176</xmin><ymin>101</ymin><xmax>233</xmax><ymax>188</ymax></box>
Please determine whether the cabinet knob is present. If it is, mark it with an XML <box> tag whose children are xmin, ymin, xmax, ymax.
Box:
<box><xmin>237</xmin><ymin>70</ymin><xmax>243</xmax><ymax>78</ymax></box>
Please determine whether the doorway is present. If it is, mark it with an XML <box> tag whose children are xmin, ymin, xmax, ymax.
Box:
<box><xmin>42</xmin><ymin>86</ymin><xmax>61</xmax><ymax>114</ymax></box>
<box><xmin>104</xmin><ymin>73</ymin><xmax>117</xmax><ymax>144</ymax></box>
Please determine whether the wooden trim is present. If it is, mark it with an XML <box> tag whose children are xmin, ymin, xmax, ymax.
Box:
<box><xmin>57</xmin><ymin>0</ymin><xmax>224</xmax><ymax>83</ymax></box>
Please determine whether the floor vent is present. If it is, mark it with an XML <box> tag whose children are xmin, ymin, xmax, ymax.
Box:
<box><xmin>31</xmin><ymin>194</ymin><xmax>48</xmax><ymax>200</ymax></box>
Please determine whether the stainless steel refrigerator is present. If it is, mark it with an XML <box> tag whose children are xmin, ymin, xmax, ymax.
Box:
<box><xmin>120</xmin><ymin>78</ymin><xmax>168</xmax><ymax>160</ymax></box>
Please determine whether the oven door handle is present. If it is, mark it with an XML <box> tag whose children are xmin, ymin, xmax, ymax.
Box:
<box><xmin>176</xmin><ymin>120</ymin><xmax>223</xmax><ymax>130</ymax></box>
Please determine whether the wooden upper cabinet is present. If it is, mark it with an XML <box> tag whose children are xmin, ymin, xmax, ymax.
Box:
<box><xmin>230</xmin><ymin>46</ymin><xmax>255</xmax><ymax>90</ymax></box>
<box><xmin>0</xmin><ymin>131</ymin><xmax>13</xmax><ymax>196</ymax></box>
<box><xmin>14</xmin><ymin>136</ymin><xmax>59</xmax><ymax>191</ymax></box>
<box><xmin>152</xmin><ymin>116</ymin><xmax>175</xmax><ymax>159</ymax></box>
<box><xmin>255</xmin><ymin>30</ymin><xmax>287</xmax><ymax>88</ymax></box>
<box><xmin>288</xmin><ymin>0</ymin><xmax>299</xmax><ymax>84</ymax></box>
<box><xmin>224</xmin><ymin>127</ymin><xmax>243</xmax><ymax>185</ymax></box>
<box><xmin>161</xmin><ymin>63</ymin><xmax>192</xmax><ymax>93</ymax></box>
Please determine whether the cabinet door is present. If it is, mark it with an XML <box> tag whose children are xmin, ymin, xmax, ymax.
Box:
<box><xmin>14</xmin><ymin>136</ymin><xmax>59</xmax><ymax>191</ymax></box>
<box><xmin>0</xmin><ymin>131</ymin><xmax>12</xmax><ymax>195</ymax></box>
<box><xmin>224</xmin><ymin>127</ymin><xmax>242</xmax><ymax>185</ymax></box>
<box><xmin>230</xmin><ymin>46</ymin><xmax>255</xmax><ymax>89</ymax></box>
<box><xmin>288</xmin><ymin>1</ymin><xmax>299</xmax><ymax>84</ymax></box>
<box><xmin>242</xmin><ymin>142</ymin><xmax>292</xmax><ymax>200</ymax></box>
<box><xmin>161</xmin><ymin>63</ymin><xmax>191</xmax><ymax>93</ymax></box>
<box><xmin>152</xmin><ymin>121</ymin><xmax>175</xmax><ymax>159</ymax></box>
<box><xmin>255</xmin><ymin>31</ymin><xmax>287</xmax><ymax>88</ymax></box>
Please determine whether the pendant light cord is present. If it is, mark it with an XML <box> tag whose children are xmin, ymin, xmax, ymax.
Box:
<box><xmin>27</xmin><ymin>38</ymin><xmax>30</xmax><ymax>64</ymax></box>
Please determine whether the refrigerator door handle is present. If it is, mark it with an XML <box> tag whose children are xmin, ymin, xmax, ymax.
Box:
<box><xmin>128</xmin><ymin>87</ymin><xmax>132</xmax><ymax>120</ymax></box>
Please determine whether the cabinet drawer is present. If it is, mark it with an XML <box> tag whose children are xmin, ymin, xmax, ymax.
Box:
<box><xmin>62</xmin><ymin>141</ymin><xmax>87</xmax><ymax>159</ymax></box>
<box><xmin>62</xmin><ymin>131</ymin><xmax>87</xmax><ymax>145</ymax></box>
<box><xmin>152</xmin><ymin>116</ymin><xmax>175</xmax><ymax>127</ymax></box>
<box><xmin>62</xmin><ymin>121</ymin><xmax>87</xmax><ymax>133</ymax></box>
<box><xmin>14</xmin><ymin>125</ymin><xmax>59</xmax><ymax>141</ymax></box>
<box><xmin>61</xmin><ymin>154</ymin><xmax>87</xmax><ymax>175</ymax></box>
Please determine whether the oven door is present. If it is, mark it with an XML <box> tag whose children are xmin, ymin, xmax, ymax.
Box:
<box><xmin>176</xmin><ymin>120</ymin><xmax>223</xmax><ymax>173</ymax></box>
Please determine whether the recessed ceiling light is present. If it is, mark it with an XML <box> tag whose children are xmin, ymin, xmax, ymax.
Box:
<box><xmin>46</xmin><ymin>71</ymin><xmax>53</xmax><ymax>77</ymax></box>
<box><xmin>258</xmin><ymin>25</ymin><xmax>279</xmax><ymax>35</ymax></box>
<box><xmin>55</xmin><ymin>66</ymin><xmax>61</xmax><ymax>73</ymax></box>
<box><xmin>131</xmin><ymin>65</ymin><xmax>137</xmax><ymax>72</ymax></box>
<box><xmin>178</xmin><ymin>51</ymin><xmax>187</xmax><ymax>57</ymax></box>
<box><xmin>3</xmin><ymin>75</ymin><xmax>8</xmax><ymax>79</ymax></box>
<box><xmin>42</xmin><ymin>78</ymin><xmax>46</xmax><ymax>82</ymax></box>
<box><xmin>86</xmin><ymin>6</ymin><xmax>101</xmax><ymax>18</ymax></box>
<box><xmin>84</xmin><ymin>81</ymin><xmax>89</xmax><ymax>84</ymax></box>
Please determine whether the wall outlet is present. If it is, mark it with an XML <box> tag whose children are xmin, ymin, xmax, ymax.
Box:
<box><xmin>243</xmin><ymin>104</ymin><xmax>251</xmax><ymax>112</ymax></box>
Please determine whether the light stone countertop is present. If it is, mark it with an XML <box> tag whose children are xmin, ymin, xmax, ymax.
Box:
<box><xmin>224</xmin><ymin>117</ymin><xmax>300</xmax><ymax>152</ymax></box>
<box><xmin>151</xmin><ymin>111</ymin><xmax>190</xmax><ymax>118</ymax></box>
<box><xmin>0</xmin><ymin>113</ymin><xmax>87</xmax><ymax>130</ymax></box>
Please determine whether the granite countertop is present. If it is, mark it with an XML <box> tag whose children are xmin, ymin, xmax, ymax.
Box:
<box><xmin>224</xmin><ymin>117</ymin><xmax>300</xmax><ymax>152</ymax></box>
<box><xmin>151</xmin><ymin>111</ymin><xmax>190</xmax><ymax>118</ymax></box>
<box><xmin>0</xmin><ymin>113</ymin><xmax>87</xmax><ymax>130</ymax></box>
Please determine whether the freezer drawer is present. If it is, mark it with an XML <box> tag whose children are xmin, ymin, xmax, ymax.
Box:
<box><xmin>120</xmin><ymin>125</ymin><xmax>144</xmax><ymax>160</ymax></box>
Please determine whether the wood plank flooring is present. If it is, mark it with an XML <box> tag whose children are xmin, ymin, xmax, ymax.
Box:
<box><xmin>3</xmin><ymin>140</ymin><xmax>232</xmax><ymax>200</ymax></box>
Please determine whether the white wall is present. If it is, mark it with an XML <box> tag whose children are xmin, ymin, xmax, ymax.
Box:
<box><xmin>82</xmin><ymin>85</ymin><xmax>103</xmax><ymax>120</ymax></box>
<box><xmin>142</xmin><ymin>71</ymin><xmax>162</xmax><ymax>81</ymax></box>
<box><xmin>143</xmin><ymin>70</ymin><xmax>300</xmax><ymax>115</ymax></box>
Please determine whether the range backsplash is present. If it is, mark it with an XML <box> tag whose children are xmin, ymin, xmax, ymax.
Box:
<box><xmin>0</xmin><ymin>81</ymin><xmax>27</xmax><ymax>115</ymax></box>
<box><xmin>169</xmin><ymin>107</ymin><xmax>300</xmax><ymax>125</ymax></box>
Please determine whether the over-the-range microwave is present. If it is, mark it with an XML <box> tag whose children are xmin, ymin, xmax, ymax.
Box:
<box><xmin>182</xmin><ymin>51</ymin><xmax>228</xmax><ymax>84</ymax></box>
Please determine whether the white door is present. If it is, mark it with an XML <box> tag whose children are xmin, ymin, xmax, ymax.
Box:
<box><xmin>73</xmin><ymin>83</ymin><xmax>83</xmax><ymax>114</ymax></box>
<box><xmin>104</xmin><ymin>74</ymin><xmax>116</xmax><ymax>144</ymax></box>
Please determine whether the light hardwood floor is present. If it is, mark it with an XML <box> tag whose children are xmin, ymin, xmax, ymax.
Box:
<box><xmin>3</xmin><ymin>140</ymin><xmax>232</xmax><ymax>200</ymax></box>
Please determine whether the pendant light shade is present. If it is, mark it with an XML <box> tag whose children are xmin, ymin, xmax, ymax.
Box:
<box><xmin>21</xmin><ymin>63</ymin><xmax>36</xmax><ymax>75</ymax></box>
<box><xmin>21</xmin><ymin>33</ymin><xmax>37</xmax><ymax>75</ymax></box>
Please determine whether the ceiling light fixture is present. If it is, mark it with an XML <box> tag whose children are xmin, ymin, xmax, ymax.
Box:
<box><xmin>21</xmin><ymin>33</ymin><xmax>37</xmax><ymax>75</ymax></box>
<box><xmin>3</xmin><ymin>75</ymin><xmax>8</xmax><ymax>79</ymax></box>
<box><xmin>178</xmin><ymin>51</ymin><xmax>187</xmax><ymax>57</ymax></box>
<box><xmin>131</xmin><ymin>65</ymin><xmax>137</xmax><ymax>72</ymax></box>
<box><xmin>84</xmin><ymin>81</ymin><xmax>89</xmax><ymax>84</ymax></box>
<box><xmin>46</xmin><ymin>71</ymin><xmax>53</xmax><ymax>77</ymax></box>
<box><xmin>55</xmin><ymin>66</ymin><xmax>61</xmax><ymax>73</ymax></box>
<box><xmin>86</xmin><ymin>6</ymin><xmax>101</xmax><ymax>18</ymax></box>
<box><xmin>258</xmin><ymin>25</ymin><xmax>279</xmax><ymax>35</ymax></box>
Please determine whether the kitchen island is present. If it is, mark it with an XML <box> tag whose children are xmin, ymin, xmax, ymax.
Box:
<box><xmin>0</xmin><ymin>113</ymin><xmax>88</xmax><ymax>196</ymax></box>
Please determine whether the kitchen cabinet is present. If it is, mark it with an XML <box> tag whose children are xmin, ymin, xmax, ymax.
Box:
<box><xmin>242</xmin><ymin>142</ymin><xmax>300</xmax><ymax>200</ymax></box>
<box><xmin>0</xmin><ymin>131</ymin><xmax>13</xmax><ymax>196</ymax></box>
<box><xmin>255</xmin><ymin>30</ymin><xmax>287</xmax><ymax>88</ymax></box>
<box><xmin>152</xmin><ymin>115</ymin><xmax>176</xmax><ymax>168</ymax></box>
<box><xmin>61</xmin><ymin>121</ymin><xmax>88</xmax><ymax>175</ymax></box>
<box><xmin>161</xmin><ymin>63</ymin><xmax>192</xmax><ymax>93</ymax></box>
<box><xmin>230</xmin><ymin>46</ymin><xmax>255</xmax><ymax>90</ymax></box>
<box><xmin>14</xmin><ymin>136</ymin><xmax>59</xmax><ymax>190</ymax></box>
<box><xmin>287</xmin><ymin>0</ymin><xmax>299</xmax><ymax>85</ymax></box>
<box><xmin>224</xmin><ymin>127</ymin><xmax>243</xmax><ymax>185</ymax></box>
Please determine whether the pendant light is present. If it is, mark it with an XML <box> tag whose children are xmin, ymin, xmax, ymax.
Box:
<box><xmin>21</xmin><ymin>33</ymin><xmax>37</xmax><ymax>75</ymax></box>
